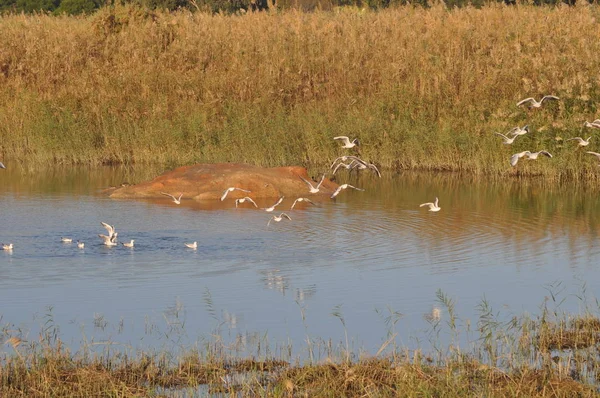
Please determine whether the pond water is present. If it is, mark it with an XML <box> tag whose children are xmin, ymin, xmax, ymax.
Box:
<box><xmin>0</xmin><ymin>165</ymin><xmax>599</xmax><ymax>357</ymax></box>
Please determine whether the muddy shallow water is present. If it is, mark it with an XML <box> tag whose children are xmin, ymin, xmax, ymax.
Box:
<box><xmin>0</xmin><ymin>166</ymin><xmax>598</xmax><ymax>355</ymax></box>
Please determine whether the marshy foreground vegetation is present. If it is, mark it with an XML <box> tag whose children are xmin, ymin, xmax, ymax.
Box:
<box><xmin>3</xmin><ymin>292</ymin><xmax>600</xmax><ymax>396</ymax></box>
<box><xmin>2</xmin><ymin>4</ymin><xmax>600</xmax><ymax>180</ymax></box>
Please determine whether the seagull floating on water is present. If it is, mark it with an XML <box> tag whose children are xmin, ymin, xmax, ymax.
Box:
<box><xmin>185</xmin><ymin>241</ymin><xmax>197</xmax><ymax>249</ymax></box>
<box><xmin>420</xmin><ymin>197</ymin><xmax>441</xmax><ymax>212</ymax></box>
<box><xmin>300</xmin><ymin>175</ymin><xmax>325</xmax><ymax>194</ymax></box>
<box><xmin>330</xmin><ymin>184</ymin><xmax>364</xmax><ymax>199</ymax></box>
<box><xmin>517</xmin><ymin>96</ymin><xmax>559</xmax><ymax>109</ymax></box>
<box><xmin>161</xmin><ymin>192</ymin><xmax>183</xmax><ymax>205</ymax></box>
<box><xmin>2</xmin><ymin>243</ymin><xmax>13</xmax><ymax>251</ymax></box>
<box><xmin>122</xmin><ymin>240</ymin><xmax>135</xmax><ymax>248</ymax></box>
<box><xmin>334</xmin><ymin>136</ymin><xmax>360</xmax><ymax>149</ymax></box>
<box><xmin>291</xmin><ymin>197</ymin><xmax>316</xmax><ymax>209</ymax></box>
<box><xmin>61</xmin><ymin>237</ymin><xmax>73</xmax><ymax>243</ymax></box>
<box><xmin>566</xmin><ymin>137</ymin><xmax>591</xmax><ymax>147</ymax></box>
<box><xmin>98</xmin><ymin>234</ymin><xmax>118</xmax><ymax>246</ymax></box>
<box><xmin>264</xmin><ymin>196</ymin><xmax>284</xmax><ymax>212</ymax></box>
<box><xmin>77</xmin><ymin>241</ymin><xmax>85</xmax><ymax>249</ymax></box>
<box><xmin>235</xmin><ymin>196</ymin><xmax>258</xmax><ymax>208</ymax></box>
<box><xmin>267</xmin><ymin>213</ymin><xmax>292</xmax><ymax>226</ymax></box>
<box><xmin>220</xmin><ymin>187</ymin><xmax>251</xmax><ymax>201</ymax></box>
<box><xmin>510</xmin><ymin>150</ymin><xmax>552</xmax><ymax>166</ymax></box>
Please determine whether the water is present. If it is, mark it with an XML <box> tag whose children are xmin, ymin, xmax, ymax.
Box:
<box><xmin>0</xmin><ymin>166</ymin><xmax>599</xmax><ymax>357</ymax></box>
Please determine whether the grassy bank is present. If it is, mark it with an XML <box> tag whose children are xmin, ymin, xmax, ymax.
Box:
<box><xmin>1</xmin><ymin>5</ymin><xmax>600</xmax><ymax>180</ymax></box>
<box><xmin>2</xmin><ymin>295</ymin><xmax>600</xmax><ymax>396</ymax></box>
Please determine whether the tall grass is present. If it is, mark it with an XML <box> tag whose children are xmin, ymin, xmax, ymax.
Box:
<box><xmin>1</xmin><ymin>4</ymin><xmax>600</xmax><ymax>180</ymax></box>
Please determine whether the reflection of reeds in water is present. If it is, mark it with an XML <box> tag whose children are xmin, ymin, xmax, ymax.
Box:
<box><xmin>1</xmin><ymin>6</ymin><xmax>600</xmax><ymax>180</ymax></box>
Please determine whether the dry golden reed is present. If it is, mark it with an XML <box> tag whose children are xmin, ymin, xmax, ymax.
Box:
<box><xmin>1</xmin><ymin>4</ymin><xmax>600</xmax><ymax>179</ymax></box>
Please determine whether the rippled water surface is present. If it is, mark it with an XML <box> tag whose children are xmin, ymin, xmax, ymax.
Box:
<box><xmin>1</xmin><ymin>166</ymin><xmax>599</xmax><ymax>354</ymax></box>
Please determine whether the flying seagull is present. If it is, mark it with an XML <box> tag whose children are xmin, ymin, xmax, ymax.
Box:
<box><xmin>0</xmin><ymin>162</ymin><xmax>5</xmax><ymax>169</ymax></box>
<box><xmin>509</xmin><ymin>125</ymin><xmax>530</xmax><ymax>137</ymax></box>
<box><xmin>350</xmin><ymin>160</ymin><xmax>382</xmax><ymax>177</ymax></box>
<box><xmin>586</xmin><ymin>152</ymin><xmax>600</xmax><ymax>164</ymax></box>
<box><xmin>330</xmin><ymin>155</ymin><xmax>367</xmax><ymax>169</ymax></box>
<box><xmin>566</xmin><ymin>137</ymin><xmax>591</xmax><ymax>147</ymax></box>
<box><xmin>584</xmin><ymin>120</ymin><xmax>600</xmax><ymax>129</ymax></box>
<box><xmin>330</xmin><ymin>184</ymin><xmax>365</xmax><ymax>199</ymax></box>
<box><xmin>264</xmin><ymin>196</ymin><xmax>284</xmax><ymax>212</ymax></box>
<box><xmin>161</xmin><ymin>192</ymin><xmax>183</xmax><ymax>205</ymax></box>
<box><xmin>291</xmin><ymin>197</ymin><xmax>316</xmax><ymax>209</ymax></box>
<box><xmin>517</xmin><ymin>96</ymin><xmax>559</xmax><ymax>108</ymax></box>
<box><xmin>235</xmin><ymin>197</ymin><xmax>258</xmax><ymax>208</ymax></box>
<box><xmin>494</xmin><ymin>132</ymin><xmax>518</xmax><ymax>145</ymax></box>
<box><xmin>300</xmin><ymin>175</ymin><xmax>325</xmax><ymax>194</ymax></box>
<box><xmin>420</xmin><ymin>197</ymin><xmax>441</xmax><ymax>212</ymax></box>
<box><xmin>334</xmin><ymin>136</ymin><xmax>360</xmax><ymax>149</ymax></box>
<box><xmin>511</xmin><ymin>150</ymin><xmax>552</xmax><ymax>166</ymax></box>
<box><xmin>220</xmin><ymin>187</ymin><xmax>251</xmax><ymax>201</ymax></box>
<box><xmin>267</xmin><ymin>213</ymin><xmax>292</xmax><ymax>227</ymax></box>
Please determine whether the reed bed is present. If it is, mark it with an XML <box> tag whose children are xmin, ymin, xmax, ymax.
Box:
<box><xmin>2</xmin><ymin>294</ymin><xmax>600</xmax><ymax>396</ymax></box>
<box><xmin>1</xmin><ymin>4</ymin><xmax>600</xmax><ymax>180</ymax></box>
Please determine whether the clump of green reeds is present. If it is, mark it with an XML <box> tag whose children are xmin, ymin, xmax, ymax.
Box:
<box><xmin>1</xmin><ymin>4</ymin><xmax>600</xmax><ymax>180</ymax></box>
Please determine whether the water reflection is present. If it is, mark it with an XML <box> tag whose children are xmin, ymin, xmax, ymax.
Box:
<box><xmin>0</xmin><ymin>167</ymin><xmax>599</xmax><ymax>354</ymax></box>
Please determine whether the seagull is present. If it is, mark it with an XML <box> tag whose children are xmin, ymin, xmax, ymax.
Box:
<box><xmin>2</xmin><ymin>243</ymin><xmax>13</xmax><ymax>251</ymax></box>
<box><xmin>185</xmin><ymin>242</ymin><xmax>197</xmax><ymax>249</ymax></box>
<box><xmin>77</xmin><ymin>241</ymin><xmax>85</xmax><ymax>249</ymax></box>
<box><xmin>494</xmin><ymin>132</ymin><xmax>518</xmax><ymax>145</ymax></box>
<box><xmin>586</xmin><ymin>152</ymin><xmax>600</xmax><ymax>164</ymax></box>
<box><xmin>508</xmin><ymin>125</ymin><xmax>529</xmax><ymax>137</ymax></box>
<box><xmin>300</xmin><ymin>175</ymin><xmax>325</xmax><ymax>193</ymax></box>
<box><xmin>330</xmin><ymin>184</ymin><xmax>365</xmax><ymax>199</ymax></box>
<box><xmin>526</xmin><ymin>150</ymin><xmax>553</xmax><ymax>161</ymax></box>
<box><xmin>267</xmin><ymin>213</ymin><xmax>292</xmax><ymax>226</ymax></box>
<box><xmin>420</xmin><ymin>197</ymin><xmax>441</xmax><ymax>212</ymax></box>
<box><xmin>291</xmin><ymin>197</ymin><xmax>316</xmax><ymax>209</ymax></box>
<box><xmin>332</xmin><ymin>162</ymin><xmax>354</xmax><ymax>175</ymax></box>
<box><xmin>584</xmin><ymin>120</ymin><xmax>600</xmax><ymax>129</ymax></box>
<box><xmin>566</xmin><ymin>137</ymin><xmax>592</xmax><ymax>147</ymax></box>
<box><xmin>0</xmin><ymin>162</ymin><xmax>5</xmax><ymax>169</ymax></box>
<box><xmin>98</xmin><ymin>234</ymin><xmax>118</xmax><ymax>246</ymax></box>
<box><xmin>516</xmin><ymin>95</ymin><xmax>559</xmax><ymax>108</ymax></box>
<box><xmin>122</xmin><ymin>240</ymin><xmax>135</xmax><ymax>248</ymax></box>
<box><xmin>220</xmin><ymin>187</ymin><xmax>251</xmax><ymax>201</ymax></box>
<box><xmin>330</xmin><ymin>155</ymin><xmax>367</xmax><ymax>169</ymax></box>
<box><xmin>334</xmin><ymin>136</ymin><xmax>360</xmax><ymax>149</ymax></box>
<box><xmin>350</xmin><ymin>160</ymin><xmax>382</xmax><ymax>177</ymax></box>
<box><xmin>510</xmin><ymin>151</ymin><xmax>531</xmax><ymax>167</ymax></box>
<box><xmin>61</xmin><ymin>237</ymin><xmax>73</xmax><ymax>243</ymax></box>
<box><xmin>235</xmin><ymin>196</ymin><xmax>258</xmax><ymax>208</ymax></box>
<box><xmin>264</xmin><ymin>196</ymin><xmax>284</xmax><ymax>212</ymax></box>
<box><xmin>101</xmin><ymin>222</ymin><xmax>117</xmax><ymax>240</ymax></box>
<box><xmin>161</xmin><ymin>192</ymin><xmax>183</xmax><ymax>205</ymax></box>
